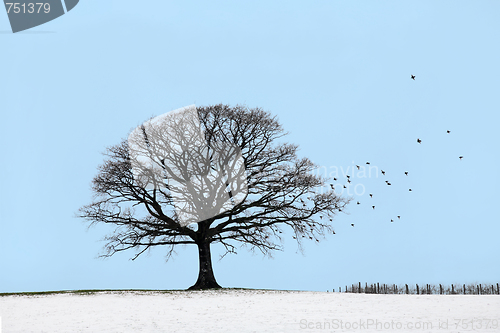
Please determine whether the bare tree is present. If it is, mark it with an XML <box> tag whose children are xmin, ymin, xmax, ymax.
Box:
<box><xmin>78</xmin><ymin>104</ymin><xmax>350</xmax><ymax>289</ymax></box>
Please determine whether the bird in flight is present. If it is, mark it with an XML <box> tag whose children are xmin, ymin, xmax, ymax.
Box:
<box><xmin>357</xmin><ymin>201</ymin><xmax>360</xmax><ymax>205</ymax></box>
<box><xmin>447</xmin><ymin>130</ymin><xmax>451</xmax><ymax>134</ymax></box>
<box><xmin>405</xmin><ymin>171</ymin><xmax>408</xmax><ymax>176</ymax></box>
<box><xmin>369</xmin><ymin>193</ymin><xmax>373</xmax><ymax>198</ymax></box>
<box><xmin>381</xmin><ymin>170</ymin><xmax>386</xmax><ymax>175</ymax></box>
<box><xmin>330</xmin><ymin>184</ymin><xmax>334</xmax><ymax>189</ymax></box>
<box><xmin>397</xmin><ymin>216</ymin><xmax>401</xmax><ymax>219</ymax></box>
<box><xmin>391</xmin><ymin>219</ymin><xmax>394</xmax><ymax>223</ymax></box>
<box><xmin>356</xmin><ymin>165</ymin><xmax>360</xmax><ymax>170</ymax></box>
<box><xmin>459</xmin><ymin>156</ymin><xmax>463</xmax><ymax>160</ymax></box>
<box><xmin>366</xmin><ymin>162</ymin><xmax>370</xmax><ymax>165</ymax></box>
<box><xmin>417</xmin><ymin>138</ymin><xmax>422</xmax><ymax>144</ymax></box>
<box><xmin>385</xmin><ymin>181</ymin><xmax>392</xmax><ymax>185</ymax></box>
<box><xmin>409</xmin><ymin>188</ymin><xmax>412</xmax><ymax>191</ymax></box>
<box><xmin>351</xmin><ymin>224</ymin><xmax>354</xmax><ymax>227</ymax></box>
<box><xmin>346</xmin><ymin>175</ymin><xmax>351</xmax><ymax>179</ymax></box>
<box><xmin>411</xmin><ymin>74</ymin><xmax>415</xmax><ymax>80</ymax></box>
<box><xmin>347</xmin><ymin>179</ymin><xmax>351</xmax><ymax>183</ymax></box>
<box><xmin>372</xmin><ymin>205</ymin><xmax>375</xmax><ymax>209</ymax></box>
<box><xmin>333</xmin><ymin>177</ymin><xmax>337</xmax><ymax>181</ymax></box>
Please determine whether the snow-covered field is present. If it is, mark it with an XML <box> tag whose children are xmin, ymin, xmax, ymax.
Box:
<box><xmin>1</xmin><ymin>289</ymin><xmax>499</xmax><ymax>332</ymax></box>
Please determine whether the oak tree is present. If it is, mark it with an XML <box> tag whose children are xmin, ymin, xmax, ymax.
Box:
<box><xmin>78</xmin><ymin>104</ymin><xmax>349</xmax><ymax>289</ymax></box>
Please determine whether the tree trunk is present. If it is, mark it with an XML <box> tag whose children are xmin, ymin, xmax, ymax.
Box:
<box><xmin>188</xmin><ymin>238</ymin><xmax>221</xmax><ymax>290</ymax></box>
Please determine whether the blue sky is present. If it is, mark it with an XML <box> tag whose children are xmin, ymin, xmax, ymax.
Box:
<box><xmin>0</xmin><ymin>1</ymin><xmax>499</xmax><ymax>293</ymax></box>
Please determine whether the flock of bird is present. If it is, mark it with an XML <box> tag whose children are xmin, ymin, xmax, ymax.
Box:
<box><xmin>289</xmin><ymin>74</ymin><xmax>464</xmax><ymax>238</ymax></box>
<box><xmin>329</xmin><ymin>160</ymin><xmax>413</xmax><ymax>228</ymax></box>
<box><xmin>326</xmin><ymin>74</ymin><xmax>464</xmax><ymax>231</ymax></box>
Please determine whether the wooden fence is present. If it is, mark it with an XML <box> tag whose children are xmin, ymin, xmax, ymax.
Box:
<box><xmin>333</xmin><ymin>282</ymin><xmax>500</xmax><ymax>295</ymax></box>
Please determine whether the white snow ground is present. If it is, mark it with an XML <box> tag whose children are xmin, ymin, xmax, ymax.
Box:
<box><xmin>1</xmin><ymin>289</ymin><xmax>499</xmax><ymax>332</ymax></box>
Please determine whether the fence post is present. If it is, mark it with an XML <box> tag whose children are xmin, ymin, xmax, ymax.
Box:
<box><xmin>463</xmin><ymin>284</ymin><xmax>466</xmax><ymax>295</ymax></box>
<box><xmin>377</xmin><ymin>283</ymin><xmax>380</xmax><ymax>294</ymax></box>
<box><xmin>416</xmin><ymin>284</ymin><xmax>419</xmax><ymax>295</ymax></box>
<box><xmin>439</xmin><ymin>284</ymin><xmax>443</xmax><ymax>295</ymax></box>
<box><xmin>452</xmin><ymin>284</ymin><xmax>454</xmax><ymax>294</ymax></box>
<box><xmin>365</xmin><ymin>282</ymin><xmax>368</xmax><ymax>294</ymax></box>
<box><xmin>359</xmin><ymin>282</ymin><xmax>361</xmax><ymax>293</ymax></box>
<box><xmin>395</xmin><ymin>284</ymin><xmax>397</xmax><ymax>294</ymax></box>
<box><xmin>405</xmin><ymin>284</ymin><xmax>409</xmax><ymax>295</ymax></box>
<box><xmin>497</xmin><ymin>283</ymin><xmax>499</xmax><ymax>295</ymax></box>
